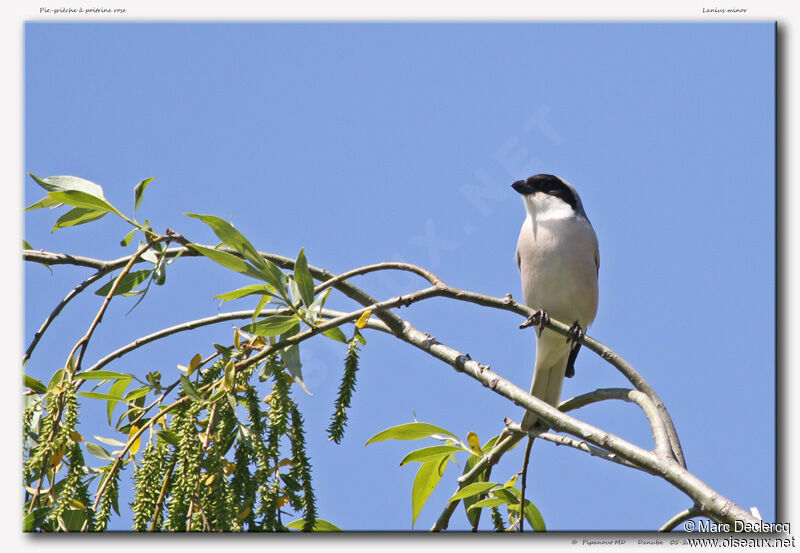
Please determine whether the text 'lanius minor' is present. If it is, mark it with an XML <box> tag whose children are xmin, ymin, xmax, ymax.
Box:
<box><xmin>512</xmin><ymin>174</ymin><xmax>599</xmax><ymax>431</ymax></box>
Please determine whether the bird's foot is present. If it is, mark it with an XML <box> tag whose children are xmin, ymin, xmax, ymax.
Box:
<box><xmin>519</xmin><ymin>309</ymin><xmax>550</xmax><ymax>338</ymax></box>
<box><xmin>565</xmin><ymin>320</ymin><xmax>585</xmax><ymax>345</ymax></box>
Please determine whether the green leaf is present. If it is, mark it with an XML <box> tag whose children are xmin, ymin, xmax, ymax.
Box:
<box><xmin>411</xmin><ymin>455</ymin><xmax>448</xmax><ymax>528</ymax></box>
<box><xmin>243</xmin><ymin>314</ymin><xmax>301</xmax><ymax>337</ymax></box>
<box><xmin>61</xmin><ymin>509</ymin><xmax>88</xmax><ymax>531</ymax></box>
<box><xmin>399</xmin><ymin>445</ymin><xmax>461</xmax><ymax>466</ymax></box>
<box><xmin>52</xmin><ymin>207</ymin><xmax>107</xmax><ymax>231</ymax></box>
<box><xmin>117</xmin><ymin>418</ymin><xmax>150</xmax><ymax>435</ymax></box>
<box><xmin>214</xmin><ymin>284</ymin><xmax>275</xmax><ymax>303</ymax></box>
<box><xmin>187</xmin><ymin>352</ymin><xmax>203</xmax><ymax>376</ymax></box>
<box><xmin>306</xmin><ymin>288</ymin><xmax>331</xmax><ymax>322</ymax></box>
<box><xmin>75</xmin><ymin>371</ymin><xmax>132</xmax><ymax>382</ymax></box>
<box><xmin>207</xmin><ymin>389</ymin><xmax>226</xmax><ymax>404</ymax></box>
<box><xmin>153</xmin><ymin>257</ymin><xmax>166</xmax><ymax>285</ymax></box>
<box><xmin>449</xmin><ymin>482</ymin><xmax>500</xmax><ymax>502</ymax></box>
<box><xmin>185</xmin><ymin>213</ymin><xmax>268</xmax><ymax>272</ymax></box>
<box><xmin>227</xmin><ymin>392</ymin><xmax>238</xmax><ymax>411</ymax></box>
<box><xmin>278</xmin><ymin>324</ymin><xmax>312</xmax><ymax>395</ymax></box>
<box><xmin>180</xmin><ymin>376</ymin><xmax>204</xmax><ymax>403</ymax></box>
<box><xmin>133</xmin><ymin>177</ymin><xmax>154</xmax><ymax>217</ymax></box>
<box><xmin>279</xmin><ymin>472</ymin><xmax>302</xmax><ymax>491</ymax></box>
<box><xmin>86</xmin><ymin>442</ymin><xmax>115</xmax><ymax>461</ymax></box>
<box><xmin>187</xmin><ymin>243</ymin><xmax>264</xmax><ymax>280</ymax></box>
<box><xmin>47</xmin><ymin>369</ymin><xmax>65</xmax><ymax>391</ymax></box>
<box><xmin>167</xmin><ymin>245</ymin><xmax>184</xmax><ymax>265</ymax></box>
<box><xmin>124</xmin><ymin>387</ymin><xmax>150</xmax><ymax>401</ymax></box>
<box><xmin>490</xmin><ymin>487</ymin><xmax>519</xmax><ymax>505</ymax></box>
<box><xmin>120</xmin><ymin>228</ymin><xmax>136</xmax><ymax>247</ymax></box>
<box><xmin>156</xmin><ymin>430</ymin><xmax>180</xmax><ymax>445</ymax></box>
<box><xmin>24</xmin><ymin>375</ymin><xmax>47</xmax><ymax>394</ymax></box>
<box><xmin>252</xmin><ymin>293</ymin><xmax>271</xmax><ymax>322</ymax></box>
<box><xmin>213</xmin><ymin>343</ymin><xmax>234</xmax><ymax>356</ymax></box>
<box><xmin>353</xmin><ymin>329</ymin><xmax>367</xmax><ymax>346</ymax></box>
<box><xmin>365</xmin><ymin>422</ymin><xmax>460</xmax><ymax>445</ymax></box>
<box><xmin>509</xmin><ymin>499</ymin><xmax>546</xmax><ymax>532</ymax></box>
<box><xmin>482</xmin><ymin>433</ymin><xmax>502</xmax><ymax>452</ymax></box>
<box><xmin>25</xmin><ymin>196</ymin><xmax>61</xmax><ymax>211</ymax></box>
<box><xmin>288</xmin><ymin>278</ymin><xmax>301</xmax><ymax>306</ymax></box>
<box><xmin>286</xmin><ymin>518</ymin><xmax>342</xmax><ymax>532</ymax></box>
<box><xmin>107</xmin><ymin>378</ymin><xmax>132</xmax><ymax>425</ymax></box>
<box><xmin>223</xmin><ymin>359</ymin><xmax>235</xmax><ymax>391</ymax></box>
<box><xmin>467</xmin><ymin>497</ymin><xmax>508</xmax><ymax>511</ymax></box>
<box><xmin>461</xmin><ymin>454</ymin><xmax>484</xmax><ymax>527</ymax></box>
<box><xmin>293</xmin><ymin>248</ymin><xmax>315</xmax><ymax>307</ymax></box>
<box><xmin>78</xmin><ymin>392</ymin><xmax>127</xmax><ymax>402</ymax></box>
<box><xmin>94</xmin><ymin>270</ymin><xmax>152</xmax><ymax>297</ymax></box>
<box><xmin>262</xmin><ymin>259</ymin><xmax>288</xmax><ymax>293</ymax></box>
<box><xmin>23</xmin><ymin>507</ymin><xmax>52</xmax><ymax>532</ymax></box>
<box><xmin>29</xmin><ymin>173</ymin><xmax>104</xmax><ymax>196</ymax></box>
<box><xmin>93</xmin><ymin>435</ymin><xmax>126</xmax><ymax>447</ymax></box>
<box><xmin>321</xmin><ymin>326</ymin><xmax>348</xmax><ymax>343</ymax></box>
<box><xmin>48</xmin><ymin>190</ymin><xmax>123</xmax><ymax>218</ymax></box>
<box><xmin>23</xmin><ymin>239</ymin><xmax>33</xmax><ymax>250</ymax></box>
<box><xmin>141</xmin><ymin>249</ymin><xmax>159</xmax><ymax>264</ymax></box>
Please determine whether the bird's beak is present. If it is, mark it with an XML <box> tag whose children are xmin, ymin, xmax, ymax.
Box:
<box><xmin>511</xmin><ymin>179</ymin><xmax>535</xmax><ymax>195</ymax></box>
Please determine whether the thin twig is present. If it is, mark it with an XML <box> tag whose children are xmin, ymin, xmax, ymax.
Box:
<box><xmin>186</xmin><ymin>403</ymin><xmax>218</xmax><ymax>530</ymax></box>
<box><xmin>69</xmin><ymin>245</ymin><xmax>680</xmax><ymax>467</ymax></box>
<box><xmin>232</xmin><ymin>286</ymin><xmax>442</xmax><ymax>372</ymax></box>
<box><xmin>23</xmin><ymin>247</ymin><xmax>749</xmax><ymax>527</ymax></box>
<box><xmin>470</xmin><ymin>463</ymin><xmax>493</xmax><ymax>532</ymax></box>
<box><xmin>68</xmin><ymin>239</ymin><xmax>160</xmax><ymax>372</ymax></box>
<box><xmin>505</xmin><ymin>422</ymin><xmax>654</xmax><ymax>474</ymax></box>
<box><xmin>558</xmin><ymin>388</ymin><xmax>672</xmax><ymax>461</ymax></box>
<box><xmin>28</xmin><ymin>241</ymin><xmax>161</xmax><ymax>514</ymax></box>
<box><xmin>150</xmin><ymin>457</ymin><xmax>177</xmax><ymax>532</ymax></box>
<box><xmin>519</xmin><ymin>436</ymin><xmax>534</xmax><ymax>532</ymax></box>
<box><xmin>90</xmin><ymin>394</ymin><xmax>187</xmax><ymax>513</ymax></box>
<box><xmin>87</xmin><ymin>351</ymin><xmax>221</xmax><ymax>519</ymax></box>
<box><xmin>432</xmin><ymin>429</ymin><xmax>519</xmax><ymax>531</ymax></box>
<box><xmin>659</xmin><ymin>506</ymin><xmax>705</xmax><ymax>532</ymax></box>
<box><xmin>23</xmin><ymin>270</ymin><xmax>107</xmax><ymax>365</ymax></box>
<box><xmin>79</xmin><ymin>309</ymin><xmax>389</xmax><ymax>377</ymax></box>
<box><xmin>403</xmin><ymin>318</ymin><xmax>755</xmax><ymax>529</ymax></box>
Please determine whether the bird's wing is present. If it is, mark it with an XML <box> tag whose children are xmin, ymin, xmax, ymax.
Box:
<box><xmin>594</xmin><ymin>243</ymin><xmax>600</xmax><ymax>276</ymax></box>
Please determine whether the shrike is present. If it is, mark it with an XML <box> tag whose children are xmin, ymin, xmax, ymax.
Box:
<box><xmin>513</xmin><ymin>174</ymin><xmax>599</xmax><ymax>431</ymax></box>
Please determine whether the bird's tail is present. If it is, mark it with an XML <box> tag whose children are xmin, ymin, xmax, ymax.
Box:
<box><xmin>521</xmin><ymin>332</ymin><xmax>570</xmax><ymax>431</ymax></box>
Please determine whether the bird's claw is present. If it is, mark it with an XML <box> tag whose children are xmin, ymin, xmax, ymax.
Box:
<box><xmin>566</xmin><ymin>320</ymin><xmax>585</xmax><ymax>345</ymax></box>
<box><xmin>520</xmin><ymin>309</ymin><xmax>550</xmax><ymax>338</ymax></box>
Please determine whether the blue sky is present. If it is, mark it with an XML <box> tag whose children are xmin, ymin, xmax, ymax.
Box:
<box><xmin>24</xmin><ymin>22</ymin><xmax>775</xmax><ymax>531</ymax></box>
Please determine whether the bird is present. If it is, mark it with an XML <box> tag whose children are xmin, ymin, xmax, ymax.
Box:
<box><xmin>512</xmin><ymin>174</ymin><xmax>599</xmax><ymax>431</ymax></box>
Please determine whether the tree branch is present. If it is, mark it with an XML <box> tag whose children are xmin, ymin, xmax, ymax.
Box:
<box><xmin>80</xmin><ymin>309</ymin><xmax>391</xmax><ymax>377</ymax></box>
<box><xmin>659</xmin><ymin>506</ymin><xmax>706</xmax><ymax>532</ymax></box>
<box><xmin>538</xmin><ymin>431</ymin><xmax>654</xmax><ymax>474</ymax></box>
<box><xmin>398</xmin><ymin>317</ymin><xmax>755</xmax><ymax>529</ymax></box>
<box><xmin>23</xmin><ymin>247</ymin><xmax>750</xmax><ymax>529</ymax></box>
<box><xmin>504</xmin><ymin>422</ymin><xmax>655</xmax><ymax>474</ymax></box>
<box><xmin>232</xmin><ymin>286</ymin><xmax>443</xmax><ymax>372</ymax></box>
<box><xmin>187</xmin><ymin>402</ymin><xmax>218</xmax><ymax>530</ymax></box>
<box><xmin>23</xmin><ymin>270</ymin><xmax>107</xmax><ymax>365</ymax></box>
<box><xmin>558</xmin><ymin>388</ymin><xmax>672</xmax><ymax>461</ymax></box>
<box><xmin>90</xmin><ymin>393</ymin><xmax>188</xmax><ymax>514</ymax></box>
<box><xmin>432</xmin><ymin>429</ymin><xmax>518</xmax><ymax>531</ymax></box>
<box><xmin>67</xmin><ymin>239</ymin><xmax>160</xmax><ymax>373</ymax></box>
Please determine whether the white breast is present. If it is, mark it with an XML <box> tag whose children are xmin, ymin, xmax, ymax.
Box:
<box><xmin>516</xmin><ymin>204</ymin><xmax>599</xmax><ymax>328</ymax></box>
